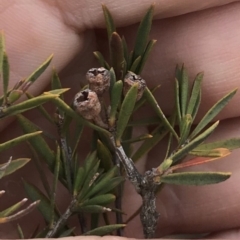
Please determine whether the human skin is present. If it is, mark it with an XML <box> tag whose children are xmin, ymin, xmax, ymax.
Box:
<box><xmin>0</xmin><ymin>0</ymin><xmax>240</xmax><ymax>239</ymax></box>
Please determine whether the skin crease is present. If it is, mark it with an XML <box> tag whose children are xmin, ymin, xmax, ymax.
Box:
<box><xmin>1</xmin><ymin>0</ymin><xmax>240</xmax><ymax>238</ymax></box>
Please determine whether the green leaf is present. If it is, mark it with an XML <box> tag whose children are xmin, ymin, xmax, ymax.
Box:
<box><xmin>160</xmin><ymin>172</ymin><xmax>231</xmax><ymax>185</ymax></box>
<box><xmin>191</xmin><ymin>89</ymin><xmax>201</xmax><ymax>121</ymax></box>
<box><xmin>130</xmin><ymin>56</ymin><xmax>141</xmax><ymax>73</ymax></box>
<box><xmin>186</xmin><ymin>72</ymin><xmax>204</xmax><ymax>116</ymax></box>
<box><xmin>95</xmin><ymin>176</ymin><xmax>124</xmax><ymax>196</ymax></box>
<box><xmin>115</xmin><ymin>84</ymin><xmax>138</xmax><ymax>146</ymax></box>
<box><xmin>49</xmin><ymin>144</ymin><xmax>61</xmax><ymax>228</ymax></box>
<box><xmin>132</xmin><ymin>124</ymin><xmax>167</xmax><ymax>162</ymax></box>
<box><xmin>190</xmin><ymin>89</ymin><xmax>237</xmax><ymax>138</ymax></box>
<box><xmin>51</xmin><ymin>68</ymin><xmax>63</xmax><ymax>100</ymax></box>
<box><xmin>0</xmin><ymin>33</ymin><xmax>5</xmax><ymax>76</ymax></box>
<box><xmin>17</xmin><ymin>115</ymin><xmax>55</xmax><ymax>170</ymax></box>
<box><xmin>83</xmin><ymin>194</ymin><xmax>116</xmax><ymax>206</ymax></box>
<box><xmin>25</xmin><ymin>92</ymin><xmax>54</xmax><ymax>124</ymax></box>
<box><xmin>0</xmin><ymin>131</ymin><xmax>42</xmax><ymax>152</ymax></box>
<box><xmin>132</xmin><ymin>5</ymin><xmax>154</xmax><ymax>61</ymax></box>
<box><xmin>175</xmin><ymin>78</ymin><xmax>181</xmax><ymax>125</ymax></box>
<box><xmin>25</xmin><ymin>54</ymin><xmax>53</xmax><ymax>83</ymax></box>
<box><xmin>109</xmin><ymin>67</ymin><xmax>116</xmax><ymax>93</ymax></box>
<box><xmin>102</xmin><ymin>5</ymin><xmax>116</xmax><ymax>42</ymax></box>
<box><xmin>73</xmin><ymin>167</ymin><xmax>85</xmax><ymax>196</ymax></box>
<box><xmin>195</xmin><ymin>138</ymin><xmax>240</xmax><ymax>151</ymax></box>
<box><xmin>122</xmin><ymin>133</ymin><xmax>152</xmax><ymax>144</ymax></box>
<box><xmin>179</xmin><ymin>66</ymin><xmax>189</xmax><ymax>117</ymax></box>
<box><xmin>83</xmin><ymin>166</ymin><xmax>118</xmax><ymax>198</ymax></box>
<box><xmin>110</xmin><ymin>32</ymin><xmax>124</xmax><ymax>80</ymax></box>
<box><xmin>77</xmin><ymin>205</ymin><xmax>111</xmax><ymax>213</ymax></box>
<box><xmin>109</xmin><ymin>80</ymin><xmax>123</xmax><ymax>127</ymax></box>
<box><xmin>134</xmin><ymin>84</ymin><xmax>160</xmax><ymax>112</ymax></box>
<box><xmin>136</xmin><ymin>39</ymin><xmax>157</xmax><ymax>74</ymax></box>
<box><xmin>93</xmin><ymin>51</ymin><xmax>110</xmax><ymax>69</ymax></box>
<box><xmin>1</xmin><ymin>158</ymin><xmax>30</xmax><ymax>177</ymax></box>
<box><xmin>122</xmin><ymin>36</ymin><xmax>129</xmax><ymax>74</ymax></box>
<box><xmin>71</xmin><ymin>123</ymin><xmax>84</xmax><ymax>158</ymax></box>
<box><xmin>44</xmin><ymin>88</ymin><xmax>69</xmax><ymax>95</ymax></box>
<box><xmin>17</xmin><ymin>224</ymin><xmax>24</xmax><ymax>239</ymax></box>
<box><xmin>190</xmin><ymin>148</ymin><xmax>230</xmax><ymax>158</ymax></box>
<box><xmin>23</xmin><ymin>180</ymin><xmax>59</xmax><ymax>223</ymax></box>
<box><xmin>83</xmin><ymin>224</ymin><xmax>125</xmax><ymax>236</ymax></box>
<box><xmin>0</xmin><ymin>198</ymin><xmax>28</xmax><ymax>217</ymax></box>
<box><xmin>2</xmin><ymin>51</ymin><xmax>9</xmax><ymax>101</ymax></box>
<box><xmin>171</xmin><ymin>121</ymin><xmax>219</xmax><ymax>163</ymax></box>
<box><xmin>0</xmin><ymin>94</ymin><xmax>58</xmax><ymax>118</ymax></box>
<box><xmin>144</xmin><ymin>87</ymin><xmax>179</xmax><ymax>140</ymax></box>
<box><xmin>97</xmin><ymin>140</ymin><xmax>113</xmax><ymax>171</ymax></box>
<box><xmin>179</xmin><ymin>114</ymin><xmax>192</xmax><ymax>146</ymax></box>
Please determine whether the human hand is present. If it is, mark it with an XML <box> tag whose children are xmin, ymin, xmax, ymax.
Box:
<box><xmin>0</xmin><ymin>0</ymin><xmax>240</xmax><ymax>239</ymax></box>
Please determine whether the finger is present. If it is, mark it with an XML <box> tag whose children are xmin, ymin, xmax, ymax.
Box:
<box><xmin>54</xmin><ymin>0</ymin><xmax>238</xmax><ymax>29</ymax></box>
<box><xmin>144</xmin><ymin>116</ymin><xmax>240</xmax><ymax>237</ymax></box>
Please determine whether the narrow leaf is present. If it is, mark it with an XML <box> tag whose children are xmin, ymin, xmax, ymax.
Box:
<box><xmin>1</xmin><ymin>158</ymin><xmax>31</xmax><ymax>177</ymax></box>
<box><xmin>51</xmin><ymin>68</ymin><xmax>63</xmax><ymax>100</ymax></box>
<box><xmin>130</xmin><ymin>56</ymin><xmax>141</xmax><ymax>73</ymax></box>
<box><xmin>171</xmin><ymin>121</ymin><xmax>219</xmax><ymax>163</ymax></box>
<box><xmin>25</xmin><ymin>54</ymin><xmax>53</xmax><ymax>83</ymax></box>
<box><xmin>83</xmin><ymin>194</ymin><xmax>116</xmax><ymax>206</ymax></box>
<box><xmin>83</xmin><ymin>224</ymin><xmax>125</xmax><ymax>236</ymax></box>
<box><xmin>17</xmin><ymin>224</ymin><xmax>24</xmax><ymax>239</ymax></box>
<box><xmin>102</xmin><ymin>5</ymin><xmax>116</xmax><ymax>42</ymax></box>
<box><xmin>0</xmin><ymin>33</ymin><xmax>5</xmax><ymax>76</ymax></box>
<box><xmin>17</xmin><ymin>115</ymin><xmax>55</xmax><ymax>169</ymax></box>
<box><xmin>77</xmin><ymin>205</ymin><xmax>111</xmax><ymax>213</ymax></box>
<box><xmin>160</xmin><ymin>172</ymin><xmax>231</xmax><ymax>185</ymax></box>
<box><xmin>110</xmin><ymin>32</ymin><xmax>124</xmax><ymax>80</ymax></box>
<box><xmin>144</xmin><ymin>87</ymin><xmax>178</xmax><ymax>140</ymax></box>
<box><xmin>122</xmin><ymin>133</ymin><xmax>152</xmax><ymax>144</ymax></box>
<box><xmin>136</xmin><ymin>39</ymin><xmax>157</xmax><ymax>74</ymax></box>
<box><xmin>50</xmin><ymin>144</ymin><xmax>61</xmax><ymax>228</ymax></box>
<box><xmin>190</xmin><ymin>147</ymin><xmax>230</xmax><ymax>157</ymax></box>
<box><xmin>93</xmin><ymin>51</ymin><xmax>109</xmax><ymax>69</ymax></box>
<box><xmin>190</xmin><ymin>89</ymin><xmax>237</xmax><ymax>138</ymax></box>
<box><xmin>0</xmin><ymin>198</ymin><xmax>28</xmax><ymax>217</ymax></box>
<box><xmin>0</xmin><ymin>94</ymin><xmax>58</xmax><ymax>118</ymax></box>
<box><xmin>109</xmin><ymin>67</ymin><xmax>116</xmax><ymax>93</ymax></box>
<box><xmin>132</xmin><ymin>5</ymin><xmax>154</xmax><ymax>61</ymax></box>
<box><xmin>179</xmin><ymin>66</ymin><xmax>189</xmax><ymax>116</ymax></box>
<box><xmin>23</xmin><ymin>180</ymin><xmax>59</xmax><ymax>223</ymax></box>
<box><xmin>115</xmin><ymin>84</ymin><xmax>138</xmax><ymax>146</ymax></box>
<box><xmin>109</xmin><ymin>80</ymin><xmax>123</xmax><ymax>127</ymax></box>
<box><xmin>170</xmin><ymin>150</ymin><xmax>230</xmax><ymax>171</ymax></box>
<box><xmin>186</xmin><ymin>72</ymin><xmax>204</xmax><ymax>115</ymax></box>
<box><xmin>97</xmin><ymin>140</ymin><xmax>113</xmax><ymax>171</ymax></box>
<box><xmin>2</xmin><ymin>51</ymin><xmax>9</xmax><ymax>101</ymax></box>
<box><xmin>73</xmin><ymin>167</ymin><xmax>85</xmax><ymax>196</ymax></box>
<box><xmin>194</xmin><ymin>138</ymin><xmax>240</xmax><ymax>151</ymax></box>
<box><xmin>0</xmin><ymin>132</ymin><xmax>42</xmax><ymax>152</ymax></box>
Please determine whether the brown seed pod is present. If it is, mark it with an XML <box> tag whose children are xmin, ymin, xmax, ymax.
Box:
<box><xmin>123</xmin><ymin>71</ymin><xmax>146</xmax><ymax>100</ymax></box>
<box><xmin>73</xmin><ymin>89</ymin><xmax>101</xmax><ymax>120</ymax></box>
<box><xmin>86</xmin><ymin>67</ymin><xmax>110</xmax><ymax>96</ymax></box>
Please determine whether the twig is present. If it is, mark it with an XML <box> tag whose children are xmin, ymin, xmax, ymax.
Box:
<box><xmin>45</xmin><ymin>199</ymin><xmax>76</xmax><ymax>238</ymax></box>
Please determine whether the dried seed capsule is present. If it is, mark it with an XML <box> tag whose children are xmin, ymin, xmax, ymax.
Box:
<box><xmin>73</xmin><ymin>89</ymin><xmax>101</xmax><ymax>120</ymax></box>
<box><xmin>123</xmin><ymin>72</ymin><xmax>146</xmax><ymax>100</ymax></box>
<box><xmin>86</xmin><ymin>67</ymin><xmax>110</xmax><ymax>96</ymax></box>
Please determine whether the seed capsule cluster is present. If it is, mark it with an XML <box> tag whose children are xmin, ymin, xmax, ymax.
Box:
<box><xmin>73</xmin><ymin>67</ymin><xmax>146</xmax><ymax>128</ymax></box>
